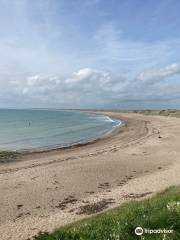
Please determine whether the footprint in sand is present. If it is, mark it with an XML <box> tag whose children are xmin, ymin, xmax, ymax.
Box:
<box><xmin>98</xmin><ymin>182</ymin><xmax>110</xmax><ymax>189</ymax></box>
<box><xmin>85</xmin><ymin>191</ymin><xmax>95</xmax><ymax>194</ymax></box>
<box><xmin>117</xmin><ymin>175</ymin><xmax>134</xmax><ymax>186</ymax></box>
<box><xmin>35</xmin><ymin>206</ymin><xmax>41</xmax><ymax>209</ymax></box>
<box><xmin>17</xmin><ymin>204</ymin><xmax>23</xmax><ymax>210</ymax></box>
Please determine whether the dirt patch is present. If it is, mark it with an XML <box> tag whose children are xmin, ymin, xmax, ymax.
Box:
<box><xmin>123</xmin><ymin>191</ymin><xmax>153</xmax><ymax>199</ymax></box>
<box><xmin>55</xmin><ymin>195</ymin><xmax>78</xmax><ymax>210</ymax></box>
<box><xmin>77</xmin><ymin>198</ymin><xmax>115</xmax><ymax>215</ymax></box>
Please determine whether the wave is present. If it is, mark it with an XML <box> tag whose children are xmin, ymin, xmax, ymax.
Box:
<box><xmin>89</xmin><ymin>114</ymin><xmax>121</xmax><ymax>125</ymax></box>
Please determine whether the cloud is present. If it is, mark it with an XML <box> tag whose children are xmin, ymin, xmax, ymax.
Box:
<box><xmin>10</xmin><ymin>62</ymin><xmax>180</xmax><ymax>108</ymax></box>
<box><xmin>12</xmin><ymin>63</ymin><xmax>180</xmax><ymax>107</ymax></box>
<box><xmin>136</xmin><ymin>63</ymin><xmax>180</xmax><ymax>82</ymax></box>
<box><xmin>66</xmin><ymin>68</ymin><xmax>97</xmax><ymax>84</ymax></box>
<box><xmin>8</xmin><ymin>63</ymin><xmax>180</xmax><ymax>108</ymax></box>
<box><xmin>0</xmin><ymin>1</ymin><xmax>180</xmax><ymax>109</ymax></box>
<box><xmin>12</xmin><ymin>68</ymin><xmax>128</xmax><ymax>107</ymax></box>
<box><xmin>65</xmin><ymin>68</ymin><xmax>119</xmax><ymax>87</ymax></box>
<box><xmin>13</xmin><ymin>75</ymin><xmax>60</xmax><ymax>98</ymax></box>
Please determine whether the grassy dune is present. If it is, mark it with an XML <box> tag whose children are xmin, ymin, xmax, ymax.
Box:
<box><xmin>33</xmin><ymin>186</ymin><xmax>180</xmax><ymax>240</ymax></box>
<box><xmin>78</xmin><ymin>109</ymin><xmax>180</xmax><ymax>118</ymax></box>
<box><xmin>133</xmin><ymin>109</ymin><xmax>180</xmax><ymax>118</ymax></box>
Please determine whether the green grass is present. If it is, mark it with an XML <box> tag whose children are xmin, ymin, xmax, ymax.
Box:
<box><xmin>33</xmin><ymin>186</ymin><xmax>180</xmax><ymax>240</ymax></box>
<box><xmin>0</xmin><ymin>151</ymin><xmax>17</xmax><ymax>159</ymax></box>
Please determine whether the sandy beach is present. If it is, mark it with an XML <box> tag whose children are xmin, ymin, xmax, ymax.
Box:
<box><xmin>0</xmin><ymin>111</ymin><xmax>180</xmax><ymax>240</ymax></box>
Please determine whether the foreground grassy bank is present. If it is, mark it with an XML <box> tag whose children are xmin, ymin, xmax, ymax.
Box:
<box><xmin>33</xmin><ymin>186</ymin><xmax>180</xmax><ymax>240</ymax></box>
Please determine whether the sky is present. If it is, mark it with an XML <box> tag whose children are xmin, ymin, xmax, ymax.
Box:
<box><xmin>0</xmin><ymin>0</ymin><xmax>180</xmax><ymax>109</ymax></box>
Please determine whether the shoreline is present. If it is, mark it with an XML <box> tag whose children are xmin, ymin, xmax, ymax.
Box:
<box><xmin>1</xmin><ymin>113</ymin><xmax>126</xmax><ymax>163</ymax></box>
<box><xmin>0</xmin><ymin>111</ymin><xmax>123</xmax><ymax>156</ymax></box>
<box><xmin>0</xmin><ymin>111</ymin><xmax>180</xmax><ymax>240</ymax></box>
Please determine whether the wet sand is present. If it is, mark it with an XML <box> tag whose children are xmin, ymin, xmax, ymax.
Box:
<box><xmin>0</xmin><ymin>111</ymin><xmax>180</xmax><ymax>240</ymax></box>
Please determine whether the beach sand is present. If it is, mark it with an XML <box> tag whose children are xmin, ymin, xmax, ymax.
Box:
<box><xmin>0</xmin><ymin>111</ymin><xmax>180</xmax><ymax>240</ymax></box>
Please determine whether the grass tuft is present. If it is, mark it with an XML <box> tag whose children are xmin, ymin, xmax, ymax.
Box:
<box><xmin>0</xmin><ymin>151</ymin><xmax>17</xmax><ymax>160</ymax></box>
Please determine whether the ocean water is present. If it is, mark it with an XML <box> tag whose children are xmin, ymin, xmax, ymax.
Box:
<box><xmin>0</xmin><ymin>109</ymin><xmax>121</xmax><ymax>151</ymax></box>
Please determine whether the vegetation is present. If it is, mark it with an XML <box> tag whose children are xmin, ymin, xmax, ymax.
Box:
<box><xmin>0</xmin><ymin>151</ymin><xmax>17</xmax><ymax>160</ymax></box>
<box><xmin>33</xmin><ymin>186</ymin><xmax>180</xmax><ymax>240</ymax></box>
<box><xmin>77</xmin><ymin>109</ymin><xmax>180</xmax><ymax>118</ymax></box>
<box><xmin>133</xmin><ymin>109</ymin><xmax>180</xmax><ymax>118</ymax></box>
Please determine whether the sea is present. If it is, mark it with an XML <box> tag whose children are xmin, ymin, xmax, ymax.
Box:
<box><xmin>0</xmin><ymin>109</ymin><xmax>121</xmax><ymax>152</ymax></box>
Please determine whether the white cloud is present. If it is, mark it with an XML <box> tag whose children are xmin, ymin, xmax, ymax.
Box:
<box><xmin>137</xmin><ymin>63</ymin><xmax>180</xmax><ymax>82</ymax></box>
<box><xmin>12</xmin><ymin>68</ymin><xmax>127</xmax><ymax>106</ymax></box>
<box><xmin>66</xmin><ymin>68</ymin><xmax>117</xmax><ymax>87</ymax></box>
<box><xmin>8</xmin><ymin>63</ymin><xmax>180</xmax><ymax>108</ymax></box>
<box><xmin>66</xmin><ymin>68</ymin><xmax>95</xmax><ymax>84</ymax></box>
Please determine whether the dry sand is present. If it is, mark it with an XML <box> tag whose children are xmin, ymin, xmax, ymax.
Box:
<box><xmin>0</xmin><ymin>111</ymin><xmax>180</xmax><ymax>240</ymax></box>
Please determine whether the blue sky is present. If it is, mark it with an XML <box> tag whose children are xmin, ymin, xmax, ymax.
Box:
<box><xmin>0</xmin><ymin>0</ymin><xmax>180</xmax><ymax>109</ymax></box>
